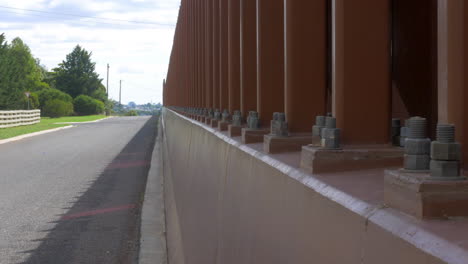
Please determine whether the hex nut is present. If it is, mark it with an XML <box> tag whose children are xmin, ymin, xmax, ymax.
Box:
<box><xmin>430</xmin><ymin>141</ymin><xmax>461</xmax><ymax>161</ymax></box>
<box><xmin>405</xmin><ymin>138</ymin><xmax>430</xmax><ymax>155</ymax></box>
<box><xmin>312</xmin><ymin>125</ymin><xmax>323</xmax><ymax>137</ymax></box>
<box><xmin>321</xmin><ymin>128</ymin><xmax>341</xmax><ymax>149</ymax></box>
<box><xmin>404</xmin><ymin>154</ymin><xmax>430</xmax><ymax>171</ymax></box>
<box><xmin>400</xmin><ymin>127</ymin><xmax>408</xmax><ymax>137</ymax></box>
<box><xmin>430</xmin><ymin>160</ymin><xmax>460</xmax><ymax>178</ymax></box>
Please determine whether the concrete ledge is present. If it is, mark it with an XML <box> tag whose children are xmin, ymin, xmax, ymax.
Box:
<box><xmin>210</xmin><ymin>119</ymin><xmax>218</xmax><ymax>128</ymax></box>
<box><xmin>227</xmin><ymin>125</ymin><xmax>242</xmax><ymax>137</ymax></box>
<box><xmin>301</xmin><ymin>145</ymin><xmax>404</xmax><ymax>174</ymax></box>
<box><xmin>217</xmin><ymin>121</ymin><xmax>230</xmax><ymax>131</ymax></box>
<box><xmin>384</xmin><ymin>169</ymin><xmax>468</xmax><ymax>219</ymax></box>
<box><xmin>139</xmin><ymin>116</ymin><xmax>168</xmax><ymax>264</ymax></box>
<box><xmin>162</xmin><ymin>108</ymin><xmax>468</xmax><ymax>264</ymax></box>
<box><xmin>241</xmin><ymin>128</ymin><xmax>269</xmax><ymax>144</ymax></box>
<box><xmin>263</xmin><ymin>134</ymin><xmax>312</xmax><ymax>154</ymax></box>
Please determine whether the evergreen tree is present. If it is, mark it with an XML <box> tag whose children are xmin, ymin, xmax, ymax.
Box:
<box><xmin>54</xmin><ymin>45</ymin><xmax>103</xmax><ymax>99</ymax></box>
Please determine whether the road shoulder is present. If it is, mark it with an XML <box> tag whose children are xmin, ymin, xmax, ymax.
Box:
<box><xmin>139</xmin><ymin>117</ymin><xmax>168</xmax><ymax>264</ymax></box>
<box><xmin>0</xmin><ymin>125</ymin><xmax>74</xmax><ymax>145</ymax></box>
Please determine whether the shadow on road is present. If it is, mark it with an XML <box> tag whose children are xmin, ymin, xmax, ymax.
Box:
<box><xmin>19</xmin><ymin>116</ymin><xmax>158</xmax><ymax>264</ymax></box>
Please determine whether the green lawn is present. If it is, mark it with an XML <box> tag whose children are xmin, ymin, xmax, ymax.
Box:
<box><xmin>0</xmin><ymin>115</ymin><xmax>107</xmax><ymax>140</ymax></box>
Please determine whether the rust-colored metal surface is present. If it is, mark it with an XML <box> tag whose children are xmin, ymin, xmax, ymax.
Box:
<box><xmin>162</xmin><ymin>109</ymin><xmax>468</xmax><ymax>264</ymax></box>
<box><xmin>437</xmin><ymin>0</ymin><xmax>466</xmax><ymax>163</ymax></box>
<box><xmin>228</xmin><ymin>0</ymin><xmax>241</xmax><ymax>113</ymax></box>
<box><xmin>256</xmin><ymin>0</ymin><xmax>284</xmax><ymax>127</ymax></box>
<box><xmin>240</xmin><ymin>0</ymin><xmax>257</xmax><ymax>118</ymax></box>
<box><xmin>212</xmin><ymin>0</ymin><xmax>220</xmax><ymax>109</ymax></box>
<box><xmin>205</xmin><ymin>0</ymin><xmax>213</xmax><ymax>109</ymax></box>
<box><xmin>392</xmin><ymin>0</ymin><xmax>438</xmax><ymax>137</ymax></box>
<box><xmin>332</xmin><ymin>0</ymin><xmax>391</xmax><ymax>144</ymax></box>
<box><xmin>465</xmin><ymin>2</ymin><xmax>468</xmax><ymax>169</ymax></box>
<box><xmin>219</xmin><ymin>0</ymin><xmax>229</xmax><ymax>111</ymax></box>
<box><xmin>284</xmin><ymin>0</ymin><xmax>327</xmax><ymax>133</ymax></box>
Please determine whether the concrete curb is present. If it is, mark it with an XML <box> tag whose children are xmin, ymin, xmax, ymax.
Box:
<box><xmin>0</xmin><ymin>125</ymin><xmax>74</xmax><ymax>145</ymax></box>
<box><xmin>139</xmin><ymin>117</ymin><xmax>168</xmax><ymax>264</ymax></box>
<box><xmin>53</xmin><ymin>116</ymin><xmax>114</xmax><ymax>125</ymax></box>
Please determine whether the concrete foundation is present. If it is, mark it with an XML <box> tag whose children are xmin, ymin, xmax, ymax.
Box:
<box><xmin>384</xmin><ymin>169</ymin><xmax>468</xmax><ymax>219</ymax></box>
<box><xmin>228</xmin><ymin>125</ymin><xmax>242</xmax><ymax>137</ymax></box>
<box><xmin>241</xmin><ymin>128</ymin><xmax>269</xmax><ymax>144</ymax></box>
<box><xmin>217</xmin><ymin>121</ymin><xmax>230</xmax><ymax>131</ymax></box>
<box><xmin>300</xmin><ymin>145</ymin><xmax>404</xmax><ymax>174</ymax></box>
<box><xmin>263</xmin><ymin>134</ymin><xmax>312</xmax><ymax>154</ymax></box>
<box><xmin>210</xmin><ymin>119</ymin><xmax>218</xmax><ymax>128</ymax></box>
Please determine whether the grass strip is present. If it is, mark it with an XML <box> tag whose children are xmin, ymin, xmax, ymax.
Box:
<box><xmin>0</xmin><ymin>115</ymin><xmax>107</xmax><ymax>140</ymax></box>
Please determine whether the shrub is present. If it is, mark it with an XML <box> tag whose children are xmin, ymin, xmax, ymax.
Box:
<box><xmin>43</xmin><ymin>99</ymin><xmax>74</xmax><ymax>118</ymax></box>
<box><xmin>74</xmin><ymin>95</ymin><xmax>105</xmax><ymax>115</ymax></box>
<box><xmin>124</xmin><ymin>110</ymin><xmax>138</xmax><ymax>116</ymax></box>
<box><xmin>37</xmin><ymin>89</ymin><xmax>73</xmax><ymax>110</ymax></box>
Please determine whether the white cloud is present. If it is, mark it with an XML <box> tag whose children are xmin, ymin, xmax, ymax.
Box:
<box><xmin>0</xmin><ymin>0</ymin><xmax>180</xmax><ymax>104</ymax></box>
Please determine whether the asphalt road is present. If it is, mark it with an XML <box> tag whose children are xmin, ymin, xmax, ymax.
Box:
<box><xmin>0</xmin><ymin>116</ymin><xmax>157</xmax><ymax>264</ymax></box>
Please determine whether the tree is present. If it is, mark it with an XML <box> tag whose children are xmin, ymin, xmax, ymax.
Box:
<box><xmin>0</xmin><ymin>35</ymin><xmax>47</xmax><ymax>110</ymax></box>
<box><xmin>53</xmin><ymin>45</ymin><xmax>103</xmax><ymax>98</ymax></box>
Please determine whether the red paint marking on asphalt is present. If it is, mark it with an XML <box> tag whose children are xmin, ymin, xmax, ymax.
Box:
<box><xmin>61</xmin><ymin>204</ymin><xmax>136</xmax><ymax>220</ymax></box>
<box><xmin>108</xmin><ymin>160</ymin><xmax>150</xmax><ymax>169</ymax></box>
<box><xmin>118</xmin><ymin>152</ymin><xmax>144</xmax><ymax>157</ymax></box>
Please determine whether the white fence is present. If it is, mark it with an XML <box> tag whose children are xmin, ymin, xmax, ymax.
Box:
<box><xmin>0</xmin><ymin>110</ymin><xmax>41</xmax><ymax>129</ymax></box>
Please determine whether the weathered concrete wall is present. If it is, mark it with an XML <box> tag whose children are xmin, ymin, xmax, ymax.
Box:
<box><xmin>161</xmin><ymin>109</ymin><xmax>460</xmax><ymax>264</ymax></box>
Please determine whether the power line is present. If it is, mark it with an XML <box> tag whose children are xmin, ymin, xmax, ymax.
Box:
<box><xmin>0</xmin><ymin>5</ymin><xmax>175</xmax><ymax>26</ymax></box>
<box><xmin>0</xmin><ymin>9</ymin><xmax>168</xmax><ymax>28</ymax></box>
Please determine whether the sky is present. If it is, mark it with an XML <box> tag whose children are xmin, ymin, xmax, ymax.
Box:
<box><xmin>0</xmin><ymin>0</ymin><xmax>181</xmax><ymax>104</ymax></box>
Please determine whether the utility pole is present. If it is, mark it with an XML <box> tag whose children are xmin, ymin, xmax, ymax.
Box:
<box><xmin>119</xmin><ymin>80</ymin><xmax>122</xmax><ymax>107</ymax></box>
<box><xmin>106</xmin><ymin>64</ymin><xmax>110</xmax><ymax>96</ymax></box>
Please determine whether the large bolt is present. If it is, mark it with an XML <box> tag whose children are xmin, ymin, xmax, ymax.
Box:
<box><xmin>430</xmin><ymin>124</ymin><xmax>463</xmax><ymax>180</ymax></box>
<box><xmin>247</xmin><ymin>111</ymin><xmax>260</xmax><ymax>129</ymax></box>
<box><xmin>400</xmin><ymin>118</ymin><xmax>410</xmax><ymax>147</ymax></box>
<box><xmin>321</xmin><ymin>116</ymin><xmax>340</xmax><ymax>149</ymax></box>
<box><xmin>222</xmin><ymin>109</ymin><xmax>231</xmax><ymax>123</ymax></box>
<box><xmin>408</xmin><ymin>117</ymin><xmax>427</xmax><ymax>139</ymax></box>
<box><xmin>214</xmin><ymin>109</ymin><xmax>221</xmax><ymax>120</ymax></box>
<box><xmin>436</xmin><ymin>124</ymin><xmax>455</xmax><ymax>143</ymax></box>
<box><xmin>312</xmin><ymin>115</ymin><xmax>326</xmax><ymax>137</ymax></box>
<box><xmin>271</xmin><ymin>112</ymin><xmax>288</xmax><ymax>137</ymax></box>
<box><xmin>404</xmin><ymin>117</ymin><xmax>430</xmax><ymax>171</ymax></box>
<box><xmin>325</xmin><ymin>116</ymin><xmax>336</xmax><ymax>129</ymax></box>
<box><xmin>232</xmin><ymin>110</ymin><xmax>242</xmax><ymax>126</ymax></box>
<box><xmin>391</xmin><ymin>118</ymin><xmax>401</xmax><ymax>146</ymax></box>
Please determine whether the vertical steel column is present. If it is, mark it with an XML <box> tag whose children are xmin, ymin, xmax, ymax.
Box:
<box><xmin>240</xmin><ymin>0</ymin><xmax>257</xmax><ymax>119</ymax></box>
<box><xmin>189</xmin><ymin>0</ymin><xmax>195</xmax><ymax>108</ymax></box>
<box><xmin>200</xmin><ymin>0</ymin><xmax>206</xmax><ymax>109</ymax></box>
<box><xmin>205</xmin><ymin>0</ymin><xmax>213</xmax><ymax>109</ymax></box>
<box><xmin>284</xmin><ymin>0</ymin><xmax>327</xmax><ymax>133</ymax></box>
<box><xmin>195</xmin><ymin>1</ymin><xmax>203</xmax><ymax>108</ymax></box>
<box><xmin>183</xmin><ymin>0</ymin><xmax>189</xmax><ymax>107</ymax></box>
<box><xmin>228</xmin><ymin>0</ymin><xmax>241</xmax><ymax>113</ymax></box>
<box><xmin>213</xmin><ymin>0</ymin><xmax>220</xmax><ymax>110</ymax></box>
<box><xmin>256</xmin><ymin>0</ymin><xmax>285</xmax><ymax>127</ymax></box>
<box><xmin>219</xmin><ymin>0</ymin><xmax>229</xmax><ymax>112</ymax></box>
<box><xmin>331</xmin><ymin>0</ymin><xmax>391</xmax><ymax>144</ymax></box>
<box><xmin>437</xmin><ymin>0</ymin><xmax>467</xmax><ymax>164</ymax></box>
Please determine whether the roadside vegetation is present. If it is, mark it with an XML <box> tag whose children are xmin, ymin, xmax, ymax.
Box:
<box><xmin>0</xmin><ymin>115</ymin><xmax>106</xmax><ymax>140</ymax></box>
<box><xmin>0</xmin><ymin>33</ymin><xmax>114</xmax><ymax>117</ymax></box>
